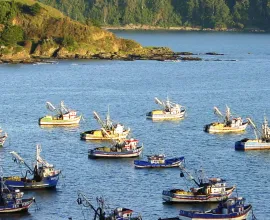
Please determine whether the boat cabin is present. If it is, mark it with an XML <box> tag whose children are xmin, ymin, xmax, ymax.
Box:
<box><xmin>124</xmin><ymin>139</ymin><xmax>138</xmax><ymax>150</ymax></box>
<box><xmin>114</xmin><ymin>124</ymin><xmax>124</xmax><ymax>134</ymax></box>
<box><xmin>62</xmin><ymin>110</ymin><xmax>77</xmax><ymax>120</ymax></box>
<box><xmin>113</xmin><ymin>207</ymin><xmax>134</xmax><ymax>219</ymax></box>
<box><xmin>147</xmin><ymin>154</ymin><xmax>165</xmax><ymax>164</ymax></box>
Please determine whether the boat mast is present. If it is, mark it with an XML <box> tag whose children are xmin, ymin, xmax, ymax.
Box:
<box><xmin>36</xmin><ymin>144</ymin><xmax>52</xmax><ymax>168</ymax></box>
<box><xmin>77</xmin><ymin>192</ymin><xmax>105</xmax><ymax>220</ymax></box>
<box><xmin>225</xmin><ymin>105</ymin><xmax>231</xmax><ymax>124</ymax></box>
<box><xmin>60</xmin><ymin>101</ymin><xmax>69</xmax><ymax>115</ymax></box>
<box><xmin>262</xmin><ymin>116</ymin><xmax>270</xmax><ymax>141</ymax></box>
<box><xmin>105</xmin><ymin>106</ymin><xmax>113</xmax><ymax>129</ymax></box>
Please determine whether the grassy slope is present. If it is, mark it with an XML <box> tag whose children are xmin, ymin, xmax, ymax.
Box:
<box><xmin>6</xmin><ymin>0</ymin><xmax>64</xmax><ymax>18</ymax></box>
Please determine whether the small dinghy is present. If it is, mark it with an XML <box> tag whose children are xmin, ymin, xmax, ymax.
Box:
<box><xmin>134</xmin><ymin>155</ymin><xmax>184</xmax><ymax>168</ymax></box>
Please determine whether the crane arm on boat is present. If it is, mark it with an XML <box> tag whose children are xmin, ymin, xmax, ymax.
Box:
<box><xmin>46</xmin><ymin>102</ymin><xmax>61</xmax><ymax>115</ymax></box>
<box><xmin>10</xmin><ymin>151</ymin><xmax>34</xmax><ymax>173</ymax></box>
<box><xmin>179</xmin><ymin>164</ymin><xmax>200</xmax><ymax>187</ymax></box>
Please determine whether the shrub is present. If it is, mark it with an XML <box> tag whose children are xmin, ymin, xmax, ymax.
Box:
<box><xmin>0</xmin><ymin>25</ymin><xmax>24</xmax><ymax>45</ymax></box>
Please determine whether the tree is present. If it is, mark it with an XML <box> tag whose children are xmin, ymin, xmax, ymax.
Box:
<box><xmin>0</xmin><ymin>25</ymin><xmax>24</xmax><ymax>45</ymax></box>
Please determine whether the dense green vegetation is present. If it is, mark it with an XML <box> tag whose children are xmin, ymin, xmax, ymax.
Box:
<box><xmin>0</xmin><ymin>0</ymin><xmax>158</xmax><ymax>61</ymax></box>
<box><xmin>38</xmin><ymin>0</ymin><xmax>270</xmax><ymax>30</ymax></box>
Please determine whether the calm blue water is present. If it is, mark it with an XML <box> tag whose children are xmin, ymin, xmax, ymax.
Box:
<box><xmin>0</xmin><ymin>31</ymin><xmax>270</xmax><ymax>220</ymax></box>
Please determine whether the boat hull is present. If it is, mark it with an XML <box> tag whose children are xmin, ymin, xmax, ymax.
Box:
<box><xmin>4</xmin><ymin>174</ymin><xmax>60</xmax><ymax>190</ymax></box>
<box><xmin>89</xmin><ymin>146</ymin><xmax>143</xmax><ymax>158</ymax></box>
<box><xmin>146</xmin><ymin>110</ymin><xmax>185</xmax><ymax>120</ymax></box>
<box><xmin>81</xmin><ymin>130</ymin><xmax>130</xmax><ymax>140</ymax></box>
<box><xmin>179</xmin><ymin>205</ymin><xmax>252</xmax><ymax>220</ymax></box>
<box><xmin>162</xmin><ymin>187</ymin><xmax>235</xmax><ymax>203</ymax></box>
<box><xmin>39</xmin><ymin>115</ymin><xmax>81</xmax><ymax>125</ymax></box>
<box><xmin>235</xmin><ymin>139</ymin><xmax>270</xmax><ymax>151</ymax></box>
<box><xmin>204</xmin><ymin>123</ymin><xmax>248</xmax><ymax>133</ymax></box>
<box><xmin>0</xmin><ymin>198</ymin><xmax>34</xmax><ymax>213</ymax></box>
<box><xmin>134</xmin><ymin>157</ymin><xmax>184</xmax><ymax>168</ymax></box>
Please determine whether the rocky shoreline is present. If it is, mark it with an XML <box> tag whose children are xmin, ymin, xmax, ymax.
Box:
<box><xmin>103</xmin><ymin>25</ymin><xmax>266</xmax><ymax>33</ymax></box>
<box><xmin>0</xmin><ymin>50</ymin><xmax>225</xmax><ymax>64</ymax></box>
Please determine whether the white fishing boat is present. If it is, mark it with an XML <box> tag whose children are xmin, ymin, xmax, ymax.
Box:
<box><xmin>0</xmin><ymin>129</ymin><xmax>7</xmax><ymax>147</ymax></box>
<box><xmin>235</xmin><ymin>117</ymin><xmax>270</xmax><ymax>150</ymax></box>
<box><xmin>89</xmin><ymin>137</ymin><xmax>143</xmax><ymax>158</ymax></box>
<box><xmin>81</xmin><ymin>109</ymin><xmax>130</xmax><ymax>140</ymax></box>
<box><xmin>146</xmin><ymin>97</ymin><xmax>186</xmax><ymax>120</ymax></box>
<box><xmin>39</xmin><ymin>101</ymin><xmax>81</xmax><ymax>126</ymax></box>
<box><xmin>204</xmin><ymin>106</ymin><xmax>248</xmax><ymax>133</ymax></box>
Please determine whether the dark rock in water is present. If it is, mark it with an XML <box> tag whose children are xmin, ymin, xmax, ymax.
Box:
<box><xmin>175</xmin><ymin>52</ymin><xmax>195</xmax><ymax>55</ymax></box>
<box><xmin>180</xmin><ymin>56</ymin><xmax>202</xmax><ymax>61</ymax></box>
<box><xmin>158</xmin><ymin>218</ymin><xmax>179</xmax><ymax>220</ymax></box>
<box><xmin>205</xmin><ymin>52</ymin><xmax>224</xmax><ymax>55</ymax></box>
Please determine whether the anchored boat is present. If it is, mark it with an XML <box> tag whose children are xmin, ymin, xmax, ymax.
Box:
<box><xmin>0</xmin><ymin>171</ymin><xmax>35</xmax><ymax>213</ymax></box>
<box><xmin>134</xmin><ymin>155</ymin><xmax>184</xmax><ymax>168</ymax></box>
<box><xmin>146</xmin><ymin>97</ymin><xmax>186</xmax><ymax>120</ymax></box>
<box><xmin>0</xmin><ymin>129</ymin><xmax>7</xmax><ymax>147</ymax></box>
<box><xmin>235</xmin><ymin>117</ymin><xmax>270</xmax><ymax>150</ymax></box>
<box><xmin>39</xmin><ymin>101</ymin><xmax>81</xmax><ymax>126</ymax></box>
<box><xmin>76</xmin><ymin>192</ymin><xmax>142</xmax><ymax>220</ymax></box>
<box><xmin>179</xmin><ymin>197</ymin><xmax>252</xmax><ymax>220</ymax></box>
<box><xmin>4</xmin><ymin>145</ymin><xmax>61</xmax><ymax>190</ymax></box>
<box><xmin>89</xmin><ymin>137</ymin><xmax>143</xmax><ymax>158</ymax></box>
<box><xmin>81</xmin><ymin>109</ymin><xmax>130</xmax><ymax>140</ymax></box>
<box><xmin>204</xmin><ymin>106</ymin><xmax>248</xmax><ymax>133</ymax></box>
<box><xmin>162</xmin><ymin>165</ymin><xmax>235</xmax><ymax>203</ymax></box>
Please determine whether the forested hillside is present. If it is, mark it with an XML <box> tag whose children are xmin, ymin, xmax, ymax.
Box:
<box><xmin>0</xmin><ymin>0</ymin><xmax>176</xmax><ymax>62</ymax></box>
<box><xmin>38</xmin><ymin>0</ymin><xmax>270</xmax><ymax>30</ymax></box>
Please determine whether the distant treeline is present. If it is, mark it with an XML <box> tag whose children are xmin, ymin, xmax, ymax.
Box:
<box><xmin>38</xmin><ymin>0</ymin><xmax>270</xmax><ymax>30</ymax></box>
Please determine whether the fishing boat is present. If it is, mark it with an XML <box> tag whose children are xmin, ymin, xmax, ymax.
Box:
<box><xmin>88</xmin><ymin>137</ymin><xmax>143</xmax><ymax>158</ymax></box>
<box><xmin>146</xmin><ymin>97</ymin><xmax>186</xmax><ymax>120</ymax></box>
<box><xmin>134</xmin><ymin>155</ymin><xmax>184</xmax><ymax>168</ymax></box>
<box><xmin>76</xmin><ymin>192</ymin><xmax>142</xmax><ymax>220</ymax></box>
<box><xmin>162</xmin><ymin>165</ymin><xmax>235</xmax><ymax>203</ymax></box>
<box><xmin>0</xmin><ymin>171</ymin><xmax>35</xmax><ymax>213</ymax></box>
<box><xmin>81</xmin><ymin>109</ymin><xmax>130</xmax><ymax>140</ymax></box>
<box><xmin>39</xmin><ymin>101</ymin><xmax>81</xmax><ymax>126</ymax></box>
<box><xmin>204</xmin><ymin>106</ymin><xmax>248</xmax><ymax>133</ymax></box>
<box><xmin>4</xmin><ymin>145</ymin><xmax>61</xmax><ymax>190</ymax></box>
<box><xmin>0</xmin><ymin>129</ymin><xmax>7</xmax><ymax>147</ymax></box>
<box><xmin>235</xmin><ymin>117</ymin><xmax>270</xmax><ymax>150</ymax></box>
<box><xmin>179</xmin><ymin>197</ymin><xmax>252</xmax><ymax>220</ymax></box>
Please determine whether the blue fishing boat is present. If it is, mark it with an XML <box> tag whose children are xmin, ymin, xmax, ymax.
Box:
<box><xmin>0</xmin><ymin>173</ymin><xmax>35</xmax><ymax>213</ymax></box>
<box><xmin>179</xmin><ymin>197</ymin><xmax>252</xmax><ymax>220</ymax></box>
<box><xmin>76</xmin><ymin>192</ymin><xmax>142</xmax><ymax>220</ymax></box>
<box><xmin>235</xmin><ymin>117</ymin><xmax>270</xmax><ymax>150</ymax></box>
<box><xmin>4</xmin><ymin>145</ymin><xmax>61</xmax><ymax>190</ymax></box>
<box><xmin>89</xmin><ymin>138</ymin><xmax>143</xmax><ymax>158</ymax></box>
<box><xmin>134</xmin><ymin>155</ymin><xmax>184</xmax><ymax>168</ymax></box>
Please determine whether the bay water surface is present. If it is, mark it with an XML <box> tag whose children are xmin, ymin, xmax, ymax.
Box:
<box><xmin>0</xmin><ymin>31</ymin><xmax>270</xmax><ymax>220</ymax></box>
